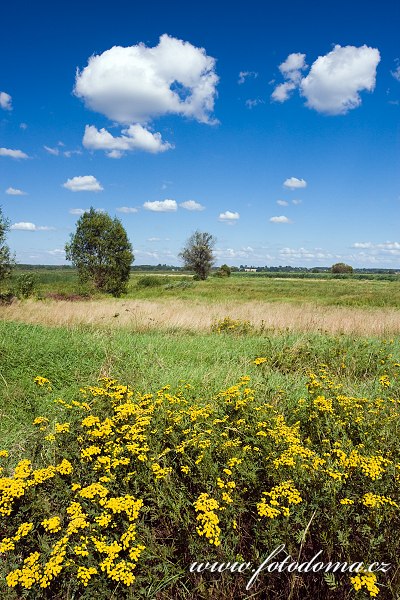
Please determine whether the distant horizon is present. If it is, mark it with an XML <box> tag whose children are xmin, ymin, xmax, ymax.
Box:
<box><xmin>14</xmin><ymin>262</ymin><xmax>399</xmax><ymax>273</ymax></box>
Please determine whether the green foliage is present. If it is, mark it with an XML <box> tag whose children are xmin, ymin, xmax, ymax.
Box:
<box><xmin>0</xmin><ymin>206</ymin><xmax>15</xmax><ymax>283</ymax></box>
<box><xmin>14</xmin><ymin>273</ymin><xmax>37</xmax><ymax>298</ymax></box>
<box><xmin>331</xmin><ymin>262</ymin><xmax>353</xmax><ymax>274</ymax></box>
<box><xmin>211</xmin><ymin>316</ymin><xmax>255</xmax><ymax>334</ymax></box>
<box><xmin>214</xmin><ymin>264</ymin><xmax>231</xmax><ymax>278</ymax></box>
<box><xmin>65</xmin><ymin>208</ymin><xmax>133</xmax><ymax>297</ymax></box>
<box><xmin>136</xmin><ymin>275</ymin><xmax>169</xmax><ymax>288</ymax></box>
<box><xmin>179</xmin><ymin>231</ymin><xmax>216</xmax><ymax>280</ymax></box>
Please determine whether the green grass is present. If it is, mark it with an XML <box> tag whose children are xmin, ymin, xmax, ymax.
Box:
<box><xmin>5</xmin><ymin>268</ymin><xmax>400</xmax><ymax>307</ymax></box>
<box><xmin>1</xmin><ymin>319</ymin><xmax>398</xmax><ymax>456</ymax></box>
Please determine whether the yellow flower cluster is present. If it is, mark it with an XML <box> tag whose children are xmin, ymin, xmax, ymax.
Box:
<box><xmin>350</xmin><ymin>571</ymin><xmax>379</xmax><ymax>597</ymax></box>
<box><xmin>1</xmin><ymin>364</ymin><xmax>399</xmax><ymax>597</ymax></box>
<box><xmin>194</xmin><ymin>493</ymin><xmax>221</xmax><ymax>546</ymax></box>
<box><xmin>257</xmin><ymin>481</ymin><xmax>302</xmax><ymax>518</ymax></box>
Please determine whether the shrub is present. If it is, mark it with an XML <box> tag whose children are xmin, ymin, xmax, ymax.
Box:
<box><xmin>331</xmin><ymin>262</ymin><xmax>353</xmax><ymax>274</ymax></box>
<box><xmin>211</xmin><ymin>316</ymin><xmax>255</xmax><ymax>334</ymax></box>
<box><xmin>14</xmin><ymin>273</ymin><xmax>37</xmax><ymax>298</ymax></box>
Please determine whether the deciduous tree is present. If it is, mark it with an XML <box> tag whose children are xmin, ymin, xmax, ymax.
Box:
<box><xmin>65</xmin><ymin>208</ymin><xmax>134</xmax><ymax>296</ymax></box>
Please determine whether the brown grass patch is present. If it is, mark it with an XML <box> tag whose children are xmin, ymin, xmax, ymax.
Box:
<box><xmin>1</xmin><ymin>298</ymin><xmax>400</xmax><ymax>336</ymax></box>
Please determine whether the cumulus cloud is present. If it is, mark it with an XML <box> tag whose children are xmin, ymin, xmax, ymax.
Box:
<box><xmin>6</xmin><ymin>187</ymin><xmax>27</xmax><ymax>196</ymax></box>
<box><xmin>0</xmin><ymin>91</ymin><xmax>12</xmax><ymax>110</ymax></box>
<box><xmin>277</xmin><ymin>199</ymin><xmax>289</xmax><ymax>206</ymax></box>
<box><xmin>271</xmin><ymin>82</ymin><xmax>297</xmax><ymax>102</ymax></box>
<box><xmin>11</xmin><ymin>222</ymin><xmax>55</xmax><ymax>231</ymax></box>
<box><xmin>283</xmin><ymin>177</ymin><xmax>307</xmax><ymax>189</ymax></box>
<box><xmin>143</xmin><ymin>199</ymin><xmax>177</xmax><ymax>212</ymax></box>
<box><xmin>218</xmin><ymin>211</ymin><xmax>240</xmax><ymax>222</ymax></box>
<box><xmin>238</xmin><ymin>71</ymin><xmax>258</xmax><ymax>84</ymax></box>
<box><xmin>63</xmin><ymin>175</ymin><xmax>103</xmax><ymax>192</ymax></box>
<box><xmin>83</xmin><ymin>124</ymin><xmax>172</xmax><ymax>157</ymax></box>
<box><xmin>0</xmin><ymin>147</ymin><xmax>29</xmax><ymax>159</ymax></box>
<box><xmin>116</xmin><ymin>207</ymin><xmax>139</xmax><ymax>213</ymax></box>
<box><xmin>279</xmin><ymin>53</ymin><xmax>307</xmax><ymax>83</ymax></box>
<box><xmin>75</xmin><ymin>34</ymin><xmax>218</xmax><ymax>125</ymax></box>
<box><xmin>272</xmin><ymin>45</ymin><xmax>380</xmax><ymax>115</ymax></box>
<box><xmin>180</xmin><ymin>200</ymin><xmax>205</xmax><ymax>211</ymax></box>
<box><xmin>300</xmin><ymin>45</ymin><xmax>380</xmax><ymax>115</ymax></box>
<box><xmin>270</xmin><ymin>215</ymin><xmax>291</xmax><ymax>223</ymax></box>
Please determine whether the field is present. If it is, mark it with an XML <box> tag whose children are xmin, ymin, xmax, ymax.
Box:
<box><xmin>0</xmin><ymin>271</ymin><xmax>399</xmax><ymax>599</ymax></box>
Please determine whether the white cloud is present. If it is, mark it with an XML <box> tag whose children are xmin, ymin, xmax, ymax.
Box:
<box><xmin>69</xmin><ymin>208</ymin><xmax>89</xmax><ymax>215</ymax></box>
<box><xmin>20</xmin><ymin>123</ymin><xmax>28</xmax><ymax>130</ymax></box>
<box><xmin>277</xmin><ymin>199</ymin><xmax>289</xmax><ymax>206</ymax></box>
<box><xmin>238</xmin><ymin>71</ymin><xmax>258</xmax><ymax>84</ymax></box>
<box><xmin>352</xmin><ymin>241</ymin><xmax>400</xmax><ymax>253</ymax></box>
<box><xmin>272</xmin><ymin>45</ymin><xmax>380</xmax><ymax>115</ymax></box>
<box><xmin>245</xmin><ymin>98</ymin><xmax>265</xmax><ymax>108</ymax></box>
<box><xmin>283</xmin><ymin>177</ymin><xmax>307</xmax><ymax>189</ymax></box>
<box><xmin>300</xmin><ymin>45</ymin><xmax>380</xmax><ymax>115</ymax></box>
<box><xmin>391</xmin><ymin>60</ymin><xmax>400</xmax><ymax>82</ymax></box>
<box><xmin>63</xmin><ymin>175</ymin><xmax>103</xmax><ymax>192</ymax></box>
<box><xmin>279</xmin><ymin>246</ymin><xmax>332</xmax><ymax>259</ymax></box>
<box><xmin>74</xmin><ymin>34</ymin><xmax>218</xmax><ymax>126</ymax></box>
<box><xmin>279</xmin><ymin>53</ymin><xmax>307</xmax><ymax>83</ymax></box>
<box><xmin>45</xmin><ymin>145</ymin><xmax>82</xmax><ymax>157</ymax></box>
<box><xmin>11</xmin><ymin>222</ymin><xmax>55</xmax><ymax>231</ymax></box>
<box><xmin>0</xmin><ymin>92</ymin><xmax>12</xmax><ymax>110</ymax></box>
<box><xmin>271</xmin><ymin>82</ymin><xmax>297</xmax><ymax>102</ymax></box>
<box><xmin>116</xmin><ymin>207</ymin><xmax>139</xmax><ymax>213</ymax></box>
<box><xmin>44</xmin><ymin>145</ymin><xmax>60</xmax><ymax>156</ymax></box>
<box><xmin>179</xmin><ymin>200</ymin><xmax>205</xmax><ymax>211</ymax></box>
<box><xmin>270</xmin><ymin>215</ymin><xmax>291</xmax><ymax>223</ymax></box>
<box><xmin>63</xmin><ymin>149</ymin><xmax>82</xmax><ymax>157</ymax></box>
<box><xmin>47</xmin><ymin>248</ymin><xmax>65</xmax><ymax>256</ymax></box>
<box><xmin>292</xmin><ymin>199</ymin><xmax>302</xmax><ymax>205</ymax></box>
<box><xmin>6</xmin><ymin>187</ymin><xmax>27</xmax><ymax>196</ymax></box>
<box><xmin>83</xmin><ymin>124</ymin><xmax>172</xmax><ymax>157</ymax></box>
<box><xmin>0</xmin><ymin>147</ymin><xmax>29</xmax><ymax>159</ymax></box>
<box><xmin>218</xmin><ymin>211</ymin><xmax>240</xmax><ymax>222</ymax></box>
<box><xmin>143</xmin><ymin>199</ymin><xmax>177</xmax><ymax>212</ymax></box>
<box><xmin>147</xmin><ymin>237</ymin><xmax>161</xmax><ymax>241</ymax></box>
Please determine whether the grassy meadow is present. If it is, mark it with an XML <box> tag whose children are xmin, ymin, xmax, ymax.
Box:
<box><xmin>0</xmin><ymin>270</ymin><xmax>400</xmax><ymax>599</ymax></box>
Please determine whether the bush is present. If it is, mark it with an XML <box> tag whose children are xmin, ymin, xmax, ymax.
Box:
<box><xmin>211</xmin><ymin>316</ymin><xmax>255</xmax><ymax>334</ymax></box>
<box><xmin>331</xmin><ymin>262</ymin><xmax>353</xmax><ymax>274</ymax></box>
<box><xmin>14</xmin><ymin>273</ymin><xmax>37</xmax><ymax>298</ymax></box>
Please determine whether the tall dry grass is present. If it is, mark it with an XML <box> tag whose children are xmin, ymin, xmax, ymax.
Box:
<box><xmin>1</xmin><ymin>298</ymin><xmax>400</xmax><ymax>335</ymax></box>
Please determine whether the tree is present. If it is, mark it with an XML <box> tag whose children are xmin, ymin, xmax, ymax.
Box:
<box><xmin>331</xmin><ymin>262</ymin><xmax>353</xmax><ymax>274</ymax></box>
<box><xmin>179</xmin><ymin>230</ymin><xmax>216</xmax><ymax>280</ymax></box>
<box><xmin>65</xmin><ymin>208</ymin><xmax>134</xmax><ymax>296</ymax></box>
<box><xmin>0</xmin><ymin>206</ymin><xmax>14</xmax><ymax>283</ymax></box>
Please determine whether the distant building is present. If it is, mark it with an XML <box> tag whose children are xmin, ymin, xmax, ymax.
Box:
<box><xmin>244</xmin><ymin>268</ymin><xmax>257</xmax><ymax>272</ymax></box>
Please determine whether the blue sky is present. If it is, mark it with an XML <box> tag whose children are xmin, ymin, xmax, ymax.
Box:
<box><xmin>1</xmin><ymin>0</ymin><xmax>399</xmax><ymax>267</ymax></box>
